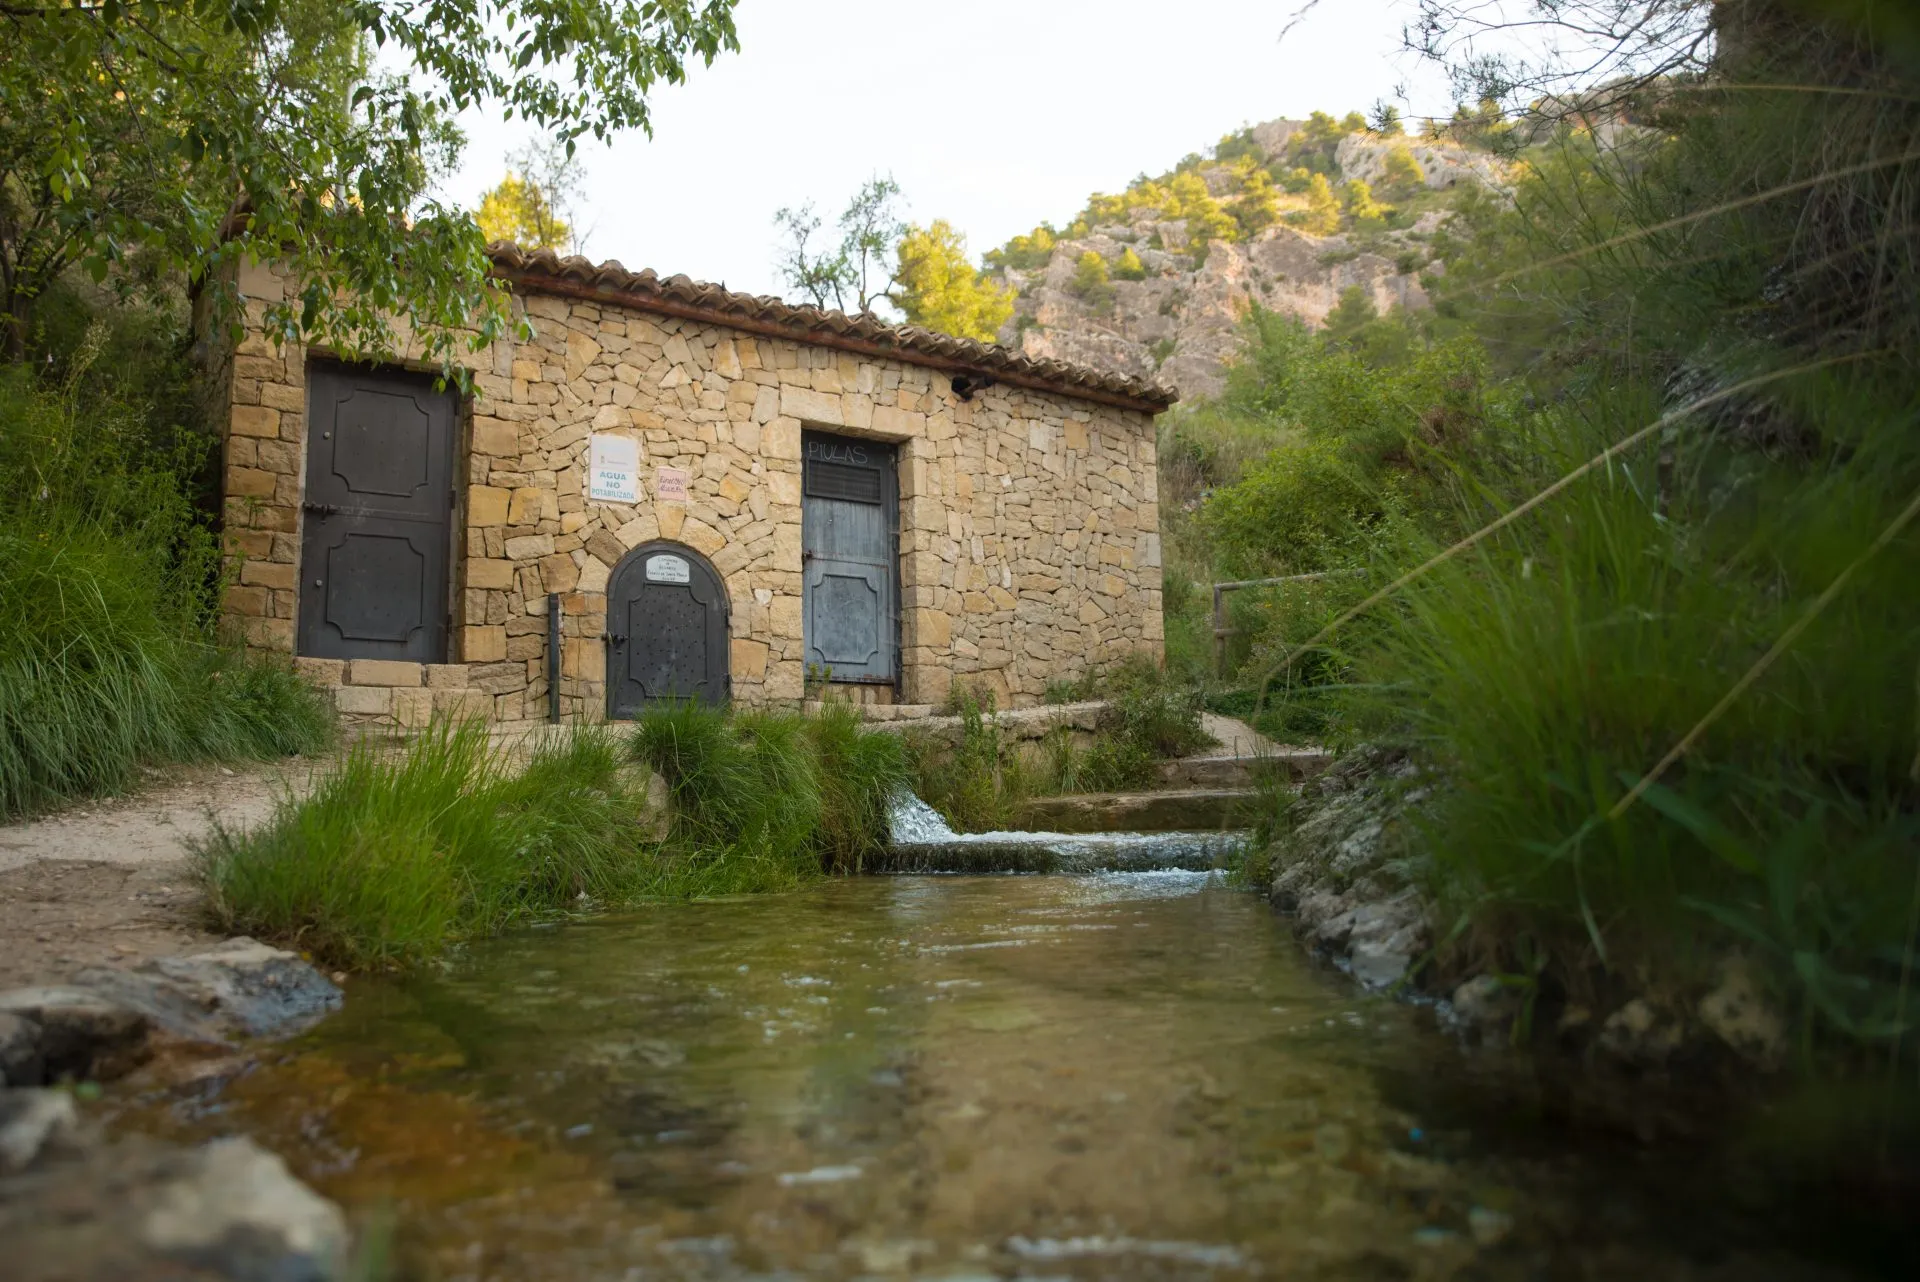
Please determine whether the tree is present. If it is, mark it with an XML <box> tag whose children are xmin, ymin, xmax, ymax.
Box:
<box><xmin>1067</xmin><ymin>250</ymin><xmax>1115</xmax><ymax>312</ymax></box>
<box><xmin>892</xmin><ymin>221</ymin><xmax>1013</xmax><ymax>341</ymax></box>
<box><xmin>1231</xmin><ymin>169</ymin><xmax>1281</xmax><ymax>238</ymax></box>
<box><xmin>1379</xmin><ymin>145</ymin><xmax>1427</xmax><ymax>198</ymax></box>
<box><xmin>1298</xmin><ymin>173</ymin><xmax>1343</xmax><ymax>235</ymax></box>
<box><xmin>0</xmin><ymin>0</ymin><xmax>740</xmax><ymax>366</ymax></box>
<box><xmin>1371</xmin><ymin>103</ymin><xmax>1407</xmax><ymax>136</ymax></box>
<box><xmin>1343</xmin><ymin>178</ymin><xmax>1387</xmax><ymax>224</ymax></box>
<box><xmin>1322</xmin><ymin>284</ymin><xmax>1378</xmax><ymax>340</ymax></box>
<box><xmin>476</xmin><ymin>142</ymin><xmax>585</xmax><ymax>253</ymax></box>
<box><xmin>1113</xmin><ymin>246</ymin><xmax>1150</xmax><ymax>281</ymax></box>
<box><xmin>987</xmin><ymin>225</ymin><xmax>1056</xmax><ymax>273</ymax></box>
<box><xmin>773</xmin><ymin>176</ymin><xmax>906</xmax><ymax>314</ymax></box>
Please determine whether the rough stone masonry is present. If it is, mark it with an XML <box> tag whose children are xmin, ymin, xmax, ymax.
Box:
<box><xmin>209</xmin><ymin>247</ymin><xmax>1176</xmax><ymax>724</ymax></box>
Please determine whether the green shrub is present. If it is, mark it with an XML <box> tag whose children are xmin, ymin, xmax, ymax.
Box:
<box><xmin>1067</xmin><ymin>250</ymin><xmax>1115</xmax><ymax>311</ymax></box>
<box><xmin>909</xmin><ymin>663</ymin><xmax>1211</xmax><ymax>823</ymax></box>
<box><xmin>907</xmin><ymin>684</ymin><xmax>1024</xmax><ymax>832</ymax></box>
<box><xmin>1114</xmin><ymin>246</ymin><xmax>1149</xmax><ymax>281</ymax></box>
<box><xmin>197</xmin><ymin>722</ymin><xmax>643</xmax><ymax>968</ymax></box>
<box><xmin>0</xmin><ymin>345</ymin><xmax>331</xmax><ymax>817</ymax></box>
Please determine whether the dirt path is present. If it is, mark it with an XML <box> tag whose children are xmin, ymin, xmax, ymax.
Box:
<box><xmin>0</xmin><ymin>758</ymin><xmax>325</xmax><ymax>989</ymax></box>
<box><xmin>1192</xmin><ymin>712</ymin><xmax>1286</xmax><ymax>758</ymax></box>
<box><xmin>0</xmin><ymin>728</ymin><xmax>575</xmax><ymax>988</ymax></box>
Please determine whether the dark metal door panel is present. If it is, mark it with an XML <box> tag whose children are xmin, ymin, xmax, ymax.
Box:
<box><xmin>802</xmin><ymin>432</ymin><xmax>897</xmax><ymax>684</ymax></box>
<box><xmin>297</xmin><ymin>366</ymin><xmax>455</xmax><ymax>662</ymax></box>
<box><xmin>607</xmin><ymin>544</ymin><xmax>730</xmax><ymax>716</ymax></box>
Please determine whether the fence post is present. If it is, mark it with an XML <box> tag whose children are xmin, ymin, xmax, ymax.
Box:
<box><xmin>547</xmin><ymin>592</ymin><xmax>561</xmax><ymax>724</ymax></box>
<box><xmin>1212</xmin><ymin>582</ymin><xmax>1228</xmax><ymax>679</ymax></box>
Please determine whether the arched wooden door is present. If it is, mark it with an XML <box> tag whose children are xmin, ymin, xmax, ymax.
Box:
<box><xmin>605</xmin><ymin>542</ymin><xmax>730</xmax><ymax>716</ymax></box>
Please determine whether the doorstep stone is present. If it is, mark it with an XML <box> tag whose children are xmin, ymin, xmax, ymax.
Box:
<box><xmin>333</xmin><ymin>686</ymin><xmax>392</xmax><ymax>716</ymax></box>
<box><xmin>346</xmin><ymin>659</ymin><xmax>424</xmax><ymax>687</ymax></box>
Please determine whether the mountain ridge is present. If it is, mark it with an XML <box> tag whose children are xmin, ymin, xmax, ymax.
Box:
<box><xmin>988</xmin><ymin>113</ymin><xmax>1512</xmax><ymax>398</ymax></box>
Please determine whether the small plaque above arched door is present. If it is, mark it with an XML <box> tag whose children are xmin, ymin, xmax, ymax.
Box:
<box><xmin>605</xmin><ymin>542</ymin><xmax>729</xmax><ymax>716</ymax></box>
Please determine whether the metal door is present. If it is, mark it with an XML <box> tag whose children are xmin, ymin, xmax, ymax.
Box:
<box><xmin>297</xmin><ymin>365</ymin><xmax>455</xmax><ymax>662</ymax></box>
<box><xmin>802</xmin><ymin>432</ymin><xmax>898</xmax><ymax>685</ymax></box>
<box><xmin>606</xmin><ymin>542</ymin><xmax>730</xmax><ymax>715</ymax></box>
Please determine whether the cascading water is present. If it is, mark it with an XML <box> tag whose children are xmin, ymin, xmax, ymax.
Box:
<box><xmin>882</xmin><ymin>789</ymin><xmax>1247</xmax><ymax>873</ymax></box>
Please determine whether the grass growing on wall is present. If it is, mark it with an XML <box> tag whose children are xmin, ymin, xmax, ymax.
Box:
<box><xmin>0</xmin><ymin>326</ymin><xmax>332</xmax><ymax>818</ymax></box>
<box><xmin>199</xmin><ymin>704</ymin><xmax>911</xmax><ymax>967</ymax></box>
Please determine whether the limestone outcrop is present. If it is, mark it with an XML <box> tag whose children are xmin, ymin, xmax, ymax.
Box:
<box><xmin>998</xmin><ymin>120</ymin><xmax>1510</xmax><ymax>399</ymax></box>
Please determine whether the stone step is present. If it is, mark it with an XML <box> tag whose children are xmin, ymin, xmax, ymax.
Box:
<box><xmin>872</xmin><ymin>831</ymin><xmax>1244</xmax><ymax>875</ymax></box>
<box><xmin>1013</xmin><ymin>788</ymin><xmax>1263</xmax><ymax>834</ymax></box>
<box><xmin>1155</xmin><ymin>749</ymin><xmax>1332</xmax><ymax>790</ymax></box>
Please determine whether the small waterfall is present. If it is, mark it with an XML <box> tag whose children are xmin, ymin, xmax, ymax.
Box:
<box><xmin>883</xmin><ymin>790</ymin><xmax>1247</xmax><ymax>874</ymax></box>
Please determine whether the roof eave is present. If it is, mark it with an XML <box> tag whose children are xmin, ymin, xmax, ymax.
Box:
<box><xmin>486</xmin><ymin>245</ymin><xmax>1177</xmax><ymax>416</ymax></box>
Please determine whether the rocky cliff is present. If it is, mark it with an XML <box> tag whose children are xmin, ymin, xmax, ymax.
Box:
<box><xmin>993</xmin><ymin>116</ymin><xmax>1510</xmax><ymax>399</ymax></box>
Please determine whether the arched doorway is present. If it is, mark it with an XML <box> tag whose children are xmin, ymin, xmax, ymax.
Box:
<box><xmin>605</xmin><ymin>541</ymin><xmax>730</xmax><ymax>716</ymax></box>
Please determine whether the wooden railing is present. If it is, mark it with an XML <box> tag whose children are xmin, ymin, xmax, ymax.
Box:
<box><xmin>1210</xmin><ymin>571</ymin><xmax>1365</xmax><ymax>677</ymax></box>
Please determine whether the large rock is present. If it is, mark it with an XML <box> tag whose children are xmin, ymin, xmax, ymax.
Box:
<box><xmin>0</xmin><ymin>1012</ymin><xmax>42</xmax><ymax>1086</ymax></box>
<box><xmin>0</xmin><ymin>987</ymin><xmax>150</xmax><ymax>1082</ymax></box>
<box><xmin>3</xmin><ymin>1134</ymin><xmax>348</xmax><ymax>1282</ymax></box>
<box><xmin>75</xmin><ymin>937</ymin><xmax>342</xmax><ymax>1045</ymax></box>
<box><xmin>0</xmin><ymin>939</ymin><xmax>340</xmax><ymax>1087</ymax></box>
<box><xmin>0</xmin><ymin>1087</ymin><xmax>79</xmax><ymax>1172</ymax></box>
<box><xmin>139</xmin><ymin>1138</ymin><xmax>349</xmax><ymax>1280</ymax></box>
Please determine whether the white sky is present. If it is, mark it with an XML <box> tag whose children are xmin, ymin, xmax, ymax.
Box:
<box><xmin>442</xmin><ymin>0</ymin><xmax>1460</xmax><ymax>300</ymax></box>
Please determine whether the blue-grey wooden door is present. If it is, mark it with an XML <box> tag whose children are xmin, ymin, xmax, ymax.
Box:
<box><xmin>802</xmin><ymin>433</ymin><xmax>898</xmax><ymax>685</ymax></box>
<box><xmin>297</xmin><ymin>364</ymin><xmax>455</xmax><ymax>662</ymax></box>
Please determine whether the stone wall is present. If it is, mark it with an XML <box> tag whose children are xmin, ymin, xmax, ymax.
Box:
<box><xmin>219</xmin><ymin>262</ymin><xmax>1165</xmax><ymax>722</ymax></box>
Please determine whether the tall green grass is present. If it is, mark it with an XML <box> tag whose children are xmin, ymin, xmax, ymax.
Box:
<box><xmin>1307</xmin><ymin>8</ymin><xmax>1920</xmax><ymax>1069</ymax></box>
<box><xmin>0</xmin><ymin>337</ymin><xmax>331</xmax><ymax>818</ymax></box>
<box><xmin>197</xmin><ymin>722</ymin><xmax>648</xmax><ymax>967</ymax></box>
<box><xmin>199</xmin><ymin>704</ymin><xmax>913</xmax><ymax>966</ymax></box>
<box><xmin>631</xmin><ymin>698</ymin><xmax>908</xmax><ymax>887</ymax></box>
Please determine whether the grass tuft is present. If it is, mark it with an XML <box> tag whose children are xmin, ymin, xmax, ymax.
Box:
<box><xmin>196</xmin><ymin>721</ymin><xmax>645</xmax><ymax>968</ymax></box>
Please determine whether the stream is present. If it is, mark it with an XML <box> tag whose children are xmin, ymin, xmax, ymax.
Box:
<box><xmin>113</xmin><ymin>866</ymin><xmax>1897</xmax><ymax>1280</ymax></box>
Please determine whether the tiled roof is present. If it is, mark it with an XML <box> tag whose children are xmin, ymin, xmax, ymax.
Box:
<box><xmin>486</xmin><ymin>243</ymin><xmax>1177</xmax><ymax>413</ymax></box>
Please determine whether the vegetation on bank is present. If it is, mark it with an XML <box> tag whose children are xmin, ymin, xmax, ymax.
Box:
<box><xmin>0</xmin><ymin>299</ymin><xmax>332</xmax><ymax>819</ymax></box>
<box><xmin>1164</xmin><ymin>3</ymin><xmax>1920</xmax><ymax>1074</ymax></box>
<box><xmin>986</xmin><ymin>107</ymin><xmax>1464</xmax><ymax>282</ymax></box>
<box><xmin>197</xmin><ymin>704</ymin><xmax>909</xmax><ymax>968</ymax></box>
<box><xmin>906</xmin><ymin>662</ymin><xmax>1211</xmax><ymax>832</ymax></box>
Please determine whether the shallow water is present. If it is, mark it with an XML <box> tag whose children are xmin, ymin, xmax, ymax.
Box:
<box><xmin>126</xmin><ymin>875</ymin><xmax>1891</xmax><ymax>1280</ymax></box>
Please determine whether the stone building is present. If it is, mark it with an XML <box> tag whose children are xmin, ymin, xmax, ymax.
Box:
<box><xmin>211</xmin><ymin>246</ymin><xmax>1175</xmax><ymax>725</ymax></box>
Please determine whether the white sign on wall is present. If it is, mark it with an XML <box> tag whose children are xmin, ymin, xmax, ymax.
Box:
<box><xmin>588</xmin><ymin>433</ymin><xmax>639</xmax><ymax>503</ymax></box>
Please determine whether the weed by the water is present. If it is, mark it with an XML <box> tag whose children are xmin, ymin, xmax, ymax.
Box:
<box><xmin>196</xmin><ymin>722</ymin><xmax>646</xmax><ymax>968</ymax></box>
<box><xmin>907</xmin><ymin>665</ymin><xmax>1212</xmax><ymax>829</ymax></box>
<box><xmin>629</xmin><ymin>699</ymin><xmax>907</xmax><ymax>890</ymax></box>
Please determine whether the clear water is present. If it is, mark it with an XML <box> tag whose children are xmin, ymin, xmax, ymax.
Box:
<box><xmin>125</xmin><ymin>875</ymin><xmax>1893</xmax><ymax>1280</ymax></box>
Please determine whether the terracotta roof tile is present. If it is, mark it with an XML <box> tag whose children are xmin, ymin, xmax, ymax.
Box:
<box><xmin>486</xmin><ymin>243</ymin><xmax>1177</xmax><ymax>413</ymax></box>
